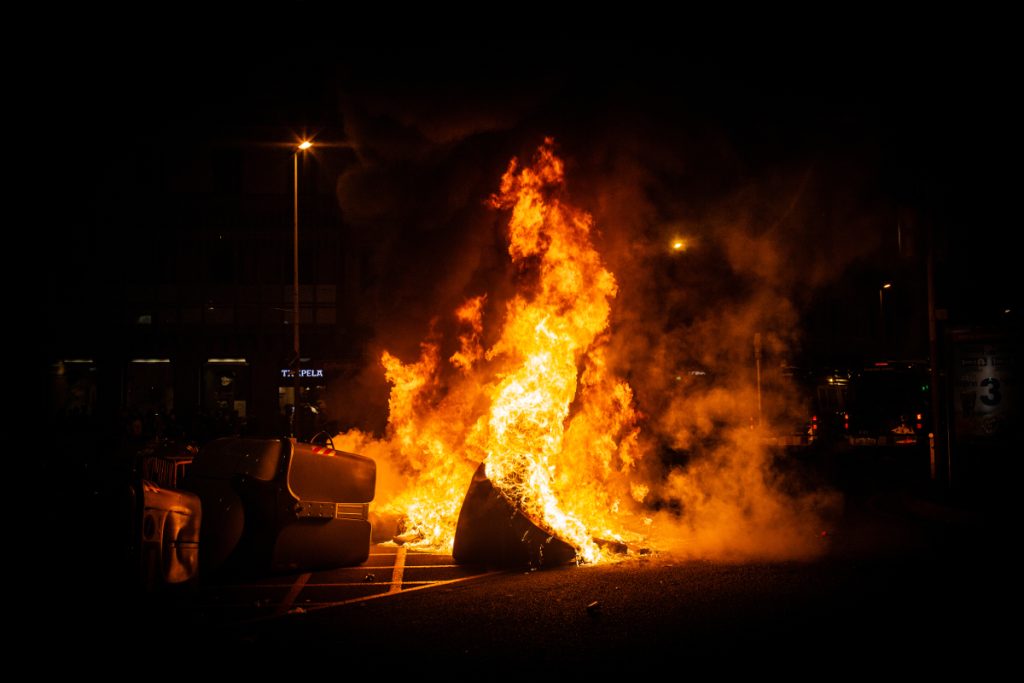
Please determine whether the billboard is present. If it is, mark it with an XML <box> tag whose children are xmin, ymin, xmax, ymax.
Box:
<box><xmin>952</xmin><ymin>337</ymin><xmax>1016</xmax><ymax>443</ymax></box>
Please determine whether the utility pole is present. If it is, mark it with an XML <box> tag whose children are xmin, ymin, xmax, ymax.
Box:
<box><xmin>927</xmin><ymin>220</ymin><xmax>949</xmax><ymax>489</ymax></box>
<box><xmin>754</xmin><ymin>333</ymin><xmax>763</xmax><ymax>428</ymax></box>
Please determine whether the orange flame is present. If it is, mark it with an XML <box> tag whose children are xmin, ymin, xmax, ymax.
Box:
<box><xmin>336</xmin><ymin>139</ymin><xmax>644</xmax><ymax>561</ymax></box>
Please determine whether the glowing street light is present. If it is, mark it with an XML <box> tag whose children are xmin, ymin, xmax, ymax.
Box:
<box><xmin>291</xmin><ymin>139</ymin><xmax>313</xmax><ymax>436</ymax></box>
<box><xmin>879</xmin><ymin>281</ymin><xmax>893</xmax><ymax>346</ymax></box>
<box><xmin>671</xmin><ymin>238</ymin><xmax>687</xmax><ymax>252</ymax></box>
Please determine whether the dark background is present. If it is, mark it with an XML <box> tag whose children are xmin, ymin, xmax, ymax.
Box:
<box><xmin>36</xmin><ymin>33</ymin><xmax>1020</xmax><ymax>436</ymax></box>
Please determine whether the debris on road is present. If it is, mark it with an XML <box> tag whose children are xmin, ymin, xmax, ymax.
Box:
<box><xmin>593</xmin><ymin>537</ymin><xmax>628</xmax><ymax>554</ymax></box>
<box><xmin>393</xmin><ymin>530</ymin><xmax>424</xmax><ymax>546</ymax></box>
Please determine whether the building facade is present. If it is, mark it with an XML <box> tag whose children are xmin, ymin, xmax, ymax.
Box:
<box><xmin>46</xmin><ymin>130</ymin><xmax>368</xmax><ymax>441</ymax></box>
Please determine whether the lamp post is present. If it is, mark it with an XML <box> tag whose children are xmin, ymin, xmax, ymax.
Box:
<box><xmin>291</xmin><ymin>140</ymin><xmax>313</xmax><ymax>437</ymax></box>
<box><xmin>878</xmin><ymin>281</ymin><xmax>892</xmax><ymax>349</ymax></box>
<box><xmin>754</xmin><ymin>332</ymin><xmax>762</xmax><ymax>428</ymax></box>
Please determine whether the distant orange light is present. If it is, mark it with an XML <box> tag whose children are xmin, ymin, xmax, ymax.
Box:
<box><xmin>916</xmin><ymin>413</ymin><xmax>922</xmax><ymax>420</ymax></box>
<box><xmin>882</xmin><ymin>282</ymin><xmax>892</xmax><ymax>289</ymax></box>
<box><xmin>298</xmin><ymin>140</ymin><xmax>313</xmax><ymax>150</ymax></box>
<box><xmin>671</xmin><ymin>239</ymin><xmax>686</xmax><ymax>252</ymax></box>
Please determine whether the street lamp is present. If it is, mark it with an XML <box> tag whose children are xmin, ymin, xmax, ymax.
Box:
<box><xmin>291</xmin><ymin>139</ymin><xmax>313</xmax><ymax>436</ymax></box>
<box><xmin>879</xmin><ymin>281</ymin><xmax>892</xmax><ymax>347</ymax></box>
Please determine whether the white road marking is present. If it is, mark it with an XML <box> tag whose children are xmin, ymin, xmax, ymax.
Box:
<box><xmin>274</xmin><ymin>572</ymin><xmax>310</xmax><ymax>616</ymax></box>
<box><xmin>290</xmin><ymin>571</ymin><xmax>503</xmax><ymax>614</ymax></box>
<box><xmin>369</xmin><ymin>551</ymin><xmax>450</xmax><ymax>557</ymax></box>
<box><xmin>350</xmin><ymin>563</ymin><xmax>463</xmax><ymax>569</ymax></box>
<box><xmin>389</xmin><ymin>546</ymin><xmax>407</xmax><ymax>594</ymax></box>
<box><xmin>231</xmin><ymin>580</ymin><xmax>468</xmax><ymax>588</ymax></box>
<box><xmin>224</xmin><ymin>546</ymin><xmax>503</xmax><ymax>625</ymax></box>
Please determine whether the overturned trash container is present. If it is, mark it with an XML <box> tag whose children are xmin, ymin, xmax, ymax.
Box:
<box><xmin>186</xmin><ymin>438</ymin><xmax>374</xmax><ymax>575</ymax></box>
<box><xmin>134</xmin><ymin>480</ymin><xmax>201</xmax><ymax>591</ymax></box>
<box><xmin>452</xmin><ymin>463</ymin><xmax>577</xmax><ymax>568</ymax></box>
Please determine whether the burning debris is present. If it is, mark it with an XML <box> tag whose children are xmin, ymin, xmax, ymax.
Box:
<box><xmin>335</xmin><ymin>139</ymin><xmax>645</xmax><ymax>563</ymax></box>
<box><xmin>334</xmin><ymin>137</ymin><xmax>834</xmax><ymax>565</ymax></box>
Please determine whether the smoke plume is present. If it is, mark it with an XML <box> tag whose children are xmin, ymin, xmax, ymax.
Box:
<box><xmin>328</xmin><ymin>68</ymin><xmax>897</xmax><ymax>560</ymax></box>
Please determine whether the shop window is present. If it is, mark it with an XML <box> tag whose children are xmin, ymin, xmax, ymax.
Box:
<box><xmin>50</xmin><ymin>360</ymin><xmax>97</xmax><ymax>425</ymax></box>
<box><xmin>203</xmin><ymin>361</ymin><xmax>250</xmax><ymax>435</ymax></box>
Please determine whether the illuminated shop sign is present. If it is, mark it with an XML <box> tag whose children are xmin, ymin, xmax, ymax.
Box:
<box><xmin>280</xmin><ymin>368</ymin><xmax>325</xmax><ymax>379</ymax></box>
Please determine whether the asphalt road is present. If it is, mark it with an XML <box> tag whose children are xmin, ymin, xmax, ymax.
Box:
<box><xmin>195</xmin><ymin>544</ymin><xmax>498</xmax><ymax>623</ymax></box>
<box><xmin>45</xmin><ymin>447</ymin><xmax>1011</xmax><ymax>670</ymax></box>
<box><xmin>216</xmin><ymin>498</ymin><xmax>1003</xmax><ymax>666</ymax></box>
<box><xmin>56</xmin><ymin>490</ymin><xmax>1003</xmax><ymax>670</ymax></box>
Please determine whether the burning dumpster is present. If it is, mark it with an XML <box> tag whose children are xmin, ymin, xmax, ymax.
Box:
<box><xmin>453</xmin><ymin>463</ymin><xmax>577</xmax><ymax>568</ymax></box>
<box><xmin>329</xmin><ymin>140</ymin><xmax>645</xmax><ymax>564</ymax></box>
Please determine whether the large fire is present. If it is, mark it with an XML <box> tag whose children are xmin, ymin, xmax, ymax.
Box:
<box><xmin>335</xmin><ymin>139</ymin><xmax>646</xmax><ymax>562</ymax></box>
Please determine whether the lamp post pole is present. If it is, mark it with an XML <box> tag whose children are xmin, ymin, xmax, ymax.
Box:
<box><xmin>291</xmin><ymin>140</ymin><xmax>312</xmax><ymax>437</ymax></box>
<box><xmin>878</xmin><ymin>282</ymin><xmax>892</xmax><ymax>351</ymax></box>
<box><xmin>754</xmin><ymin>332</ymin><xmax>762</xmax><ymax>427</ymax></box>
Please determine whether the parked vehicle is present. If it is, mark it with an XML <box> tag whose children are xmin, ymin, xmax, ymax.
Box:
<box><xmin>845</xmin><ymin>362</ymin><xmax>930</xmax><ymax>448</ymax></box>
<box><xmin>765</xmin><ymin>367</ymin><xmax>851</xmax><ymax>451</ymax></box>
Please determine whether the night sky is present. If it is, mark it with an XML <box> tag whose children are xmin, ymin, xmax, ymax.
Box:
<box><xmin>40</xmin><ymin>36</ymin><xmax>1019</xmax><ymax>381</ymax></box>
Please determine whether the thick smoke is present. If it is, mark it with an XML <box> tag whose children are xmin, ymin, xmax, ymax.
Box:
<box><xmin>560</xmin><ymin>119</ymin><xmax>887</xmax><ymax>559</ymax></box>
<box><xmin>329</xmin><ymin>68</ymin><xmax>893</xmax><ymax>560</ymax></box>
